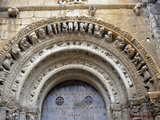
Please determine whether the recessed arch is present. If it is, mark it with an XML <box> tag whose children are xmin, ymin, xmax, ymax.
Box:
<box><xmin>0</xmin><ymin>16</ymin><xmax>159</xmax><ymax>120</ymax></box>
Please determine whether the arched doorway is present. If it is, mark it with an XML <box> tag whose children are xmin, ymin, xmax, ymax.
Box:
<box><xmin>0</xmin><ymin>16</ymin><xmax>159</xmax><ymax>120</ymax></box>
<box><xmin>41</xmin><ymin>80</ymin><xmax>108</xmax><ymax>120</ymax></box>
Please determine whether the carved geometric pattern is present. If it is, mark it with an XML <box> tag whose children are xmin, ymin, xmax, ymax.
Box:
<box><xmin>55</xmin><ymin>96</ymin><xmax>64</xmax><ymax>106</ymax></box>
<box><xmin>84</xmin><ymin>96</ymin><xmax>94</xmax><ymax>105</ymax></box>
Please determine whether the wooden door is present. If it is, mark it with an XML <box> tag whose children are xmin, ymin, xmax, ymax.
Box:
<box><xmin>41</xmin><ymin>80</ymin><xmax>108</xmax><ymax>120</ymax></box>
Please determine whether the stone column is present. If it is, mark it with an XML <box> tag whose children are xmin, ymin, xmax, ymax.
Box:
<box><xmin>0</xmin><ymin>107</ymin><xmax>6</xmax><ymax>120</ymax></box>
<box><xmin>19</xmin><ymin>111</ymin><xmax>26</xmax><ymax>120</ymax></box>
<box><xmin>141</xmin><ymin>103</ymin><xmax>152</xmax><ymax>120</ymax></box>
<box><xmin>122</xmin><ymin>108</ymin><xmax>130</xmax><ymax>120</ymax></box>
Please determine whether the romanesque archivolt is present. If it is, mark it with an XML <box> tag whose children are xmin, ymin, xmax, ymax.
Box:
<box><xmin>0</xmin><ymin>16</ymin><xmax>159</xmax><ymax>119</ymax></box>
<box><xmin>0</xmin><ymin>17</ymin><xmax>159</xmax><ymax>93</ymax></box>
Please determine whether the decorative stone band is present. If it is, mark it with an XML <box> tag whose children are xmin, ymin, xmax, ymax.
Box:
<box><xmin>0</xmin><ymin>3</ymin><xmax>137</xmax><ymax>12</ymax></box>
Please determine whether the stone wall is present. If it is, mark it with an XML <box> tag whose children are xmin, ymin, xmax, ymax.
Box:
<box><xmin>0</xmin><ymin>1</ymin><xmax>160</xmax><ymax>119</ymax></box>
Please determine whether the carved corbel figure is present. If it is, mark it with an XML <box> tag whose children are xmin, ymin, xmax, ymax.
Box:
<box><xmin>145</xmin><ymin>78</ymin><xmax>155</xmax><ymax>91</ymax></box>
<box><xmin>132</xmin><ymin>52</ymin><xmax>142</xmax><ymax>67</ymax></box>
<box><xmin>29</xmin><ymin>32</ymin><xmax>39</xmax><ymax>46</ymax></box>
<box><xmin>136</xmin><ymin>61</ymin><xmax>145</xmax><ymax>70</ymax></box>
<box><xmin>94</xmin><ymin>25</ymin><xmax>99</xmax><ymax>36</ymax></box>
<box><xmin>89</xmin><ymin>5</ymin><xmax>96</xmax><ymax>17</ymax></box>
<box><xmin>8</xmin><ymin>7</ymin><xmax>19</xmax><ymax>18</ymax></box>
<box><xmin>139</xmin><ymin>65</ymin><xmax>151</xmax><ymax>82</ymax></box>
<box><xmin>74</xmin><ymin>21</ymin><xmax>78</xmax><ymax>33</ymax></box>
<box><xmin>2</xmin><ymin>53</ymin><xmax>13</xmax><ymax>71</ymax></box>
<box><xmin>38</xmin><ymin>28</ymin><xmax>46</xmax><ymax>39</ymax></box>
<box><xmin>57</xmin><ymin>23</ymin><xmax>62</xmax><ymax>34</ymax></box>
<box><xmin>79</xmin><ymin>22</ymin><xmax>88</xmax><ymax>33</ymax></box>
<box><xmin>133</xmin><ymin>3</ymin><xmax>143</xmax><ymax>16</ymax></box>
<box><xmin>19</xmin><ymin>37</ymin><xmax>31</xmax><ymax>51</ymax></box>
<box><xmin>94</xmin><ymin>25</ymin><xmax>105</xmax><ymax>37</ymax></box>
<box><xmin>88</xmin><ymin>23</ymin><xmax>93</xmax><ymax>35</ymax></box>
<box><xmin>0</xmin><ymin>66</ymin><xmax>6</xmax><ymax>85</ymax></box>
<box><xmin>53</xmin><ymin>24</ymin><xmax>58</xmax><ymax>35</ymax></box>
<box><xmin>62</xmin><ymin>22</ymin><xmax>68</xmax><ymax>33</ymax></box>
<box><xmin>99</xmin><ymin>26</ymin><xmax>105</xmax><ymax>37</ymax></box>
<box><xmin>114</xmin><ymin>36</ymin><xmax>126</xmax><ymax>50</ymax></box>
<box><xmin>104</xmin><ymin>31</ymin><xmax>113</xmax><ymax>42</ymax></box>
<box><xmin>124</xmin><ymin>44</ymin><xmax>136</xmax><ymax>59</ymax></box>
<box><xmin>68</xmin><ymin>22</ymin><xmax>73</xmax><ymax>33</ymax></box>
<box><xmin>47</xmin><ymin>24</ymin><xmax>54</xmax><ymax>37</ymax></box>
<box><xmin>11</xmin><ymin>44</ymin><xmax>22</xmax><ymax>60</ymax></box>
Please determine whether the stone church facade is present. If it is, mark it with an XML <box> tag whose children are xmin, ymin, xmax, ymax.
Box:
<box><xmin>0</xmin><ymin>0</ymin><xmax>160</xmax><ymax>120</ymax></box>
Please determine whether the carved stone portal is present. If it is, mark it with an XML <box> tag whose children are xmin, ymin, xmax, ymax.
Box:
<box><xmin>0</xmin><ymin>16</ymin><xmax>159</xmax><ymax>120</ymax></box>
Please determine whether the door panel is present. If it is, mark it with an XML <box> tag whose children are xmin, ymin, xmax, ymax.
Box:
<box><xmin>41</xmin><ymin>80</ymin><xmax>108</xmax><ymax>120</ymax></box>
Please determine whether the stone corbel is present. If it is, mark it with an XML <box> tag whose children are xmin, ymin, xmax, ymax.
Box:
<box><xmin>8</xmin><ymin>7</ymin><xmax>19</xmax><ymax>18</ymax></box>
<box><xmin>133</xmin><ymin>3</ymin><xmax>143</xmax><ymax>16</ymax></box>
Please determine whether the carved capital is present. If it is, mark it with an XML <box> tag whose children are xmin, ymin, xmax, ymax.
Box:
<box><xmin>111</xmin><ymin>103</ymin><xmax>122</xmax><ymax>111</ymax></box>
<box><xmin>128</xmin><ymin>96</ymin><xmax>147</xmax><ymax>106</ymax></box>
<box><xmin>147</xmin><ymin>91</ymin><xmax>160</xmax><ymax>114</ymax></box>
<box><xmin>147</xmin><ymin>91</ymin><xmax>160</xmax><ymax>102</ymax></box>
